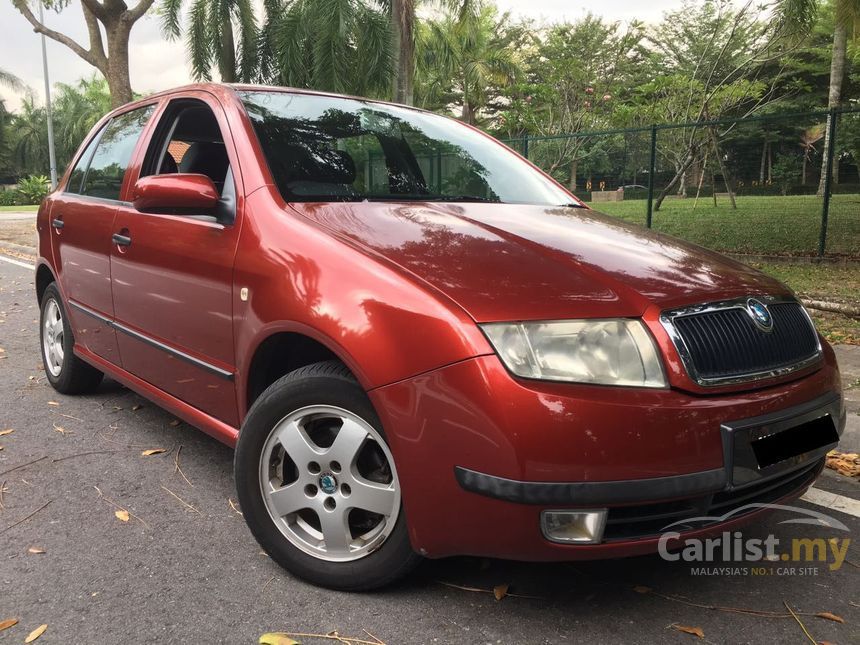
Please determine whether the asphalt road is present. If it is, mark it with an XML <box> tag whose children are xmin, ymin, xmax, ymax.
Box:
<box><xmin>1</xmin><ymin>257</ymin><xmax>859</xmax><ymax>645</ymax></box>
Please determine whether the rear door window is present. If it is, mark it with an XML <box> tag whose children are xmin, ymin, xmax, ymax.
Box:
<box><xmin>81</xmin><ymin>105</ymin><xmax>155</xmax><ymax>201</ymax></box>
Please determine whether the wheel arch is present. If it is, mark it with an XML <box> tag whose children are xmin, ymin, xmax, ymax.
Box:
<box><xmin>241</xmin><ymin>324</ymin><xmax>368</xmax><ymax>419</ymax></box>
<box><xmin>35</xmin><ymin>261</ymin><xmax>57</xmax><ymax>305</ymax></box>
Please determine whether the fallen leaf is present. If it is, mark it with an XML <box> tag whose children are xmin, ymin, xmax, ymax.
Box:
<box><xmin>169</xmin><ymin>419</ymin><xmax>181</xmax><ymax>427</ymax></box>
<box><xmin>0</xmin><ymin>429</ymin><xmax>13</xmax><ymax>436</ymax></box>
<box><xmin>141</xmin><ymin>448</ymin><xmax>166</xmax><ymax>457</ymax></box>
<box><xmin>53</xmin><ymin>425</ymin><xmax>70</xmax><ymax>435</ymax></box>
<box><xmin>815</xmin><ymin>612</ymin><xmax>844</xmax><ymax>623</ymax></box>
<box><xmin>672</xmin><ymin>624</ymin><xmax>704</xmax><ymax>639</ymax></box>
<box><xmin>131</xmin><ymin>404</ymin><xmax>143</xmax><ymax>411</ymax></box>
<box><xmin>115</xmin><ymin>510</ymin><xmax>130</xmax><ymax>522</ymax></box>
<box><xmin>24</xmin><ymin>624</ymin><xmax>47</xmax><ymax>642</ymax></box>
<box><xmin>633</xmin><ymin>585</ymin><xmax>652</xmax><ymax>594</ymax></box>
<box><xmin>28</xmin><ymin>547</ymin><xmax>46</xmax><ymax>554</ymax></box>
<box><xmin>259</xmin><ymin>633</ymin><xmax>301</xmax><ymax>645</ymax></box>
<box><xmin>493</xmin><ymin>583</ymin><xmax>509</xmax><ymax>600</ymax></box>
<box><xmin>47</xmin><ymin>401</ymin><xmax>59</xmax><ymax>407</ymax></box>
<box><xmin>0</xmin><ymin>618</ymin><xmax>18</xmax><ymax>632</ymax></box>
<box><xmin>825</xmin><ymin>450</ymin><xmax>860</xmax><ymax>478</ymax></box>
<box><xmin>0</xmin><ymin>446</ymin><xmax>4</xmax><ymax>451</ymax></box>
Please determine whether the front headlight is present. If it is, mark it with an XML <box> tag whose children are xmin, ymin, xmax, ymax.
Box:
<box><xmin>480</xmin><ymin>319</ymin><xmax>667</xmax><ymax>388</ymax></box>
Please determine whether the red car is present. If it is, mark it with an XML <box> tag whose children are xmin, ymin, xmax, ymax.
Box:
<box><xmin>35</xmin><ymin>84</ymin><xmax>843</xmax><ymax>590</ymax></box>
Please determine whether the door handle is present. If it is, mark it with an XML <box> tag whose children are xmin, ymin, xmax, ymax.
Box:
<box><xmin>112</xmin><ymin>233</ymin><xmax>132</xmax><ymax>247</ymax></box>
<box><xmin>51</xmin><ymin>218</ymin><xmax>64</xmax><ymax>229</ymax></box>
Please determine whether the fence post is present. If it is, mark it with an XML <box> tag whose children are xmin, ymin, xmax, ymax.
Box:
<box><xmin>818</xmin><ymin>107</ymin><xmax>838</xmax><ymax>258</ymax></box>
<box><xmin>522</xmin><ymin>135</ymin><xmax>529</xmax><ymax>160</ymax></box>
<box><xmin>646</xmin><ymin>125</ymin><xmax>657</xmax><ymax>228</ymax></box>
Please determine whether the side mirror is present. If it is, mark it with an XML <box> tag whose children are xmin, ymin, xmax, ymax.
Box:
<box><xmin>133</xmin><ymin>174</ymin><xmax>219</xmax><ymax>213</ymax></box>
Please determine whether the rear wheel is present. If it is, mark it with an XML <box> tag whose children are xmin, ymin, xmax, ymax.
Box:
<box><xmin>40</xmin><ymin>283</ymin><xmax>104</xmax><ymax>394</ymax></box>
<box><xmin>235</xmin><ymin>361</ymin><xmax>421</xmax><ymax>590</ymax></box>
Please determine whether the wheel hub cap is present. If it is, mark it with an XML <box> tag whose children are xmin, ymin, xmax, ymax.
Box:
<box><xmin>319</xmin><ymin>472</ymin><xmax>338</xmax><ymax>494</ymax></box>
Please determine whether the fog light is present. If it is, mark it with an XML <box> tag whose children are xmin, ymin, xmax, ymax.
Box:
<box><xmin>541</xmin><ymin>509</ymin><xmax>607</xmax><ymax>544</ymax></box>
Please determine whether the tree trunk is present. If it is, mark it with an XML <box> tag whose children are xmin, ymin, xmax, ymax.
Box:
<box><xmin>817</xmin><ymin>22</ymin><xmax>848</xmax><ymax>197</ymax></box>
<box><xmin>802</xmin><ymin>152</ymin><xmax>807</xmax><ymax>185</ymax></box>
<box><xmin>654</xmin><ymin>144</ymin><xmax>697</xmax><ymax>211</ymax></box>
<box><xmin>105</xmin><ymin>22</ymin><xmax>133</xmax><ymax>107</ymax></box>
<box><xmin>390</xmin><ymin>0</ymin><xmax>415</xmax><ymax>105</ymax></box>
<box><xmin>709</xmin><ymin>125</ymin><xmax>736</xmax><ymax>209</ymax></box>
<box><xmin>11</xmin><ymin>0</ymin><xmax>154</xmax><ymax>109</ymax></box>
<box><xmin>219</xmin><ymin>20</ymin><xmax>237</xmax><ymax>83</ymax></box>
<box><xmin>568</xmin><ymin>158</ymin><xmax>578</xmax><ymax>191</ymax></box>
<box><xmin>759</xmin><ymin>140</ymin><xmax>767</xmax><ymax>183</ymax></box>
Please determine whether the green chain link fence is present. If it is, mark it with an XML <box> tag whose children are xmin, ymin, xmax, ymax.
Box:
<box><xmin>503</xmin><ymin>107</ymin><xmax>860</xmax><ymax>259</ymax></box>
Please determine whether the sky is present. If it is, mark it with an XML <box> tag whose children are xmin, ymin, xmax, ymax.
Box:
<box><xmin>0</xmin><ymin>0</ymin><xmax>684</xmax><ymax>111</ymax></box>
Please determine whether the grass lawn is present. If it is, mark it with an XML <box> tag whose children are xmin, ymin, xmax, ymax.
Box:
<box><xmin>594</xmin><ymin>194</ymin><xmax>860</xmax><ymax>257</ymax></box>
<box><xmin>0</xmin><ymin>204</ymin><xmax>39</xmax><ymax>212</ymax></box>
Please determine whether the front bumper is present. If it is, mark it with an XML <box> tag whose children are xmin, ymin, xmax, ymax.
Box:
<box><xmin>370</xmin><ymin>346</ymin><xmax>843</xmax><ymax>560</ymax></box>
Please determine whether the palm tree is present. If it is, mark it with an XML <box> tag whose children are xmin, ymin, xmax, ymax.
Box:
<box><xmin>53</xmin><ymin>76</ymin><xmax>112</xmax><ymax>165</ymax></box>
<box><xmin>416</xmin><ymin>4</ymin><xmax>520</xmax><ymax>124</ymax></box>
<box><xmin>258</xmin><ymin>0</ymin><xmax>392</xmax><ymax>97</ymax></box>
<box><xmin>11</xmin><ymin>97</ymin><xmax>49</xmax><ymax>176</ymax></box>
<box><xmin>161</xmin><ymin>0</ymin><xmax>259</xmax><ymax>82</ymax></box>
<box><xmin>390</xmin><ymin>0</ymin><xmax>415</xmax><ymax>104</ymax></box>
<box><xmin>775</xmin><ymin>0</ymin><xmax>860</xmax><ymax>195</ymax></box>
<box><xmin>0</xmin><ymin>68</ymin><xmax>26</xmax><ymax>93</ymax></box>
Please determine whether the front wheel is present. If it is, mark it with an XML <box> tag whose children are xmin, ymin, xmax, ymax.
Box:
<box><xmin>234</xmin><ymin>361</ymin><xmax>421</xmax><ymax>590</ymax></box>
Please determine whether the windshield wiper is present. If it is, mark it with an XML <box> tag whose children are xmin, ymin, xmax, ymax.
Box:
<box><xmin>429</xmin><ymin>195</ymin><xmax>500</xmax><ymax>203</ymax></box>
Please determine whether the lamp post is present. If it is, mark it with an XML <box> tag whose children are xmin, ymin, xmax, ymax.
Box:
<box><xmin>38</xmin><ymin>1</ymin><xmax>58</xmax><ymax>189</ymax></box>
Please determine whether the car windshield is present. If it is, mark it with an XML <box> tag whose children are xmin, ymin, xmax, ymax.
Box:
<box><xmin>239</xmin><ymin>91</ymin><xmax>575</xmax><ymax>206</ymax></box>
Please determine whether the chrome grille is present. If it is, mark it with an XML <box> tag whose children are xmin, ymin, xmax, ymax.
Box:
<box><xmin>661</xmin><ymin>296</ymin><xmax>821</xmax><ymax>387</ymax></box>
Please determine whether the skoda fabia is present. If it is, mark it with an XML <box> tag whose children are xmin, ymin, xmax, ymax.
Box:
<box><xmin>35</xmin><ymin>84</ymin><xmax>844</xmax><ymax>589</ymax></box>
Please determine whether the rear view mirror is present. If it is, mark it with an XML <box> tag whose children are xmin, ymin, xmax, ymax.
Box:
<box><xmin>133</xmin><ymin>174</ymin><xmax>219</xmax><ymax>213</ymax></box>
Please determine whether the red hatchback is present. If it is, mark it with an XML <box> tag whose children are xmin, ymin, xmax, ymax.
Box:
<box><xmin>35</xmin><ymin>84</ymin><xmax>844</xmax><ymax>589</ymax></box>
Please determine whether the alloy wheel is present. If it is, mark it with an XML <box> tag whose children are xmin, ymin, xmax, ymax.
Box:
<box><xmin>258</xmin><ymin>405</ymin><xmax>401</xmax><ymax>562</ymax></box>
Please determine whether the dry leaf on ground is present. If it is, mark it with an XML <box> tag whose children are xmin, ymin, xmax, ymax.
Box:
<box><xmin>493</xmin><ymin>584</ymin><xmax>509</xmax><ymax>600</ymax></box>
<box><xmin>115</xmin><ymin>510</ymin><xmax>130</xmax><ymax>522</ymax></box>
<box><xmin>259</xmin><ymin>633</ymin><xmax>301</xmax><ymax>645</ymax></box>
<box><xmin>169</xmin><ymin>419</ymin><xmax>181</xmax><ymax>427</ymax></box>
<box><xmin>131</xmin><ymin>404</ymin><xmax>143</xmax><ymax>411</ymax></box>
<box><xmin>672</xmin><ymin>624</ymin><xmax>704</xmax><ymax>638</ymax></box>
<box><xmin>0</xmin><ymin>429</ymin><xmax>13</xmax><ymax>436</ymax></box>
<box><xmin>825</xmin><ymin>450</ymin><xmax>860</xmax><ymax>477</ymax></box>
<box><xmin>815</xmin><ymin>612</ymin><xmax>844</xmax><ymax>623</ymax></box>
<box><xmin>0</xmin><ymin>618</ymin><xmax>18</xmax><ymax>631</ymax></box>
<box><xmin>24</xmin><ymin>624</ymin><xmax>47</xmax><ymax>642</ymax></box>
<box><xmin>141</xmin><ymin>448</ymin><xmax>166</xmax><ymax>457</ymax></box>
<box><xmin>47</xmin><ymin>401</ymin><xmax>59</xmax><ymax>407</ymax></box>
<box><xmin>27</xmin><ymin>547</ymin><xmax>45</xmax><ymax>554</ymax></box>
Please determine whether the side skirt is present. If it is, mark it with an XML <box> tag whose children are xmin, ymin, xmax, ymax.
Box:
<box><xmin>74</xmin><ymin>344</ymin><xmax>240</xmax><ymax>448</ymax></box>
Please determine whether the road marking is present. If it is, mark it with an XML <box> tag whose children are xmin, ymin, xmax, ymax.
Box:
<box><xmin>0</xmin><ymin>254</ymin><xmax>35</xmax><ymax>270</ymax></box>
<box><xmin>802</xmin><ymin>487</ymin><xmax>860</xmax><ymax>518</ymax></box>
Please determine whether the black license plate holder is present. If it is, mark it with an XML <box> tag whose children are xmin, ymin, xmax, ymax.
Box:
<box><xmin>721</xmin><ymin>393</ymin><xmax>842</xmax><ymax>489</ymax></box>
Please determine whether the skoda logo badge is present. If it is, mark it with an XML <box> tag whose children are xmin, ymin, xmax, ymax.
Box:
<box><xmin>746</xmin><ymin>298</ymin><xmax>773</xmax><ymax>332</ymax></box>
<box><xmin>319</xmin><ymin>472</ymin><xmax>338</xmax><ymax>495</ymax></box>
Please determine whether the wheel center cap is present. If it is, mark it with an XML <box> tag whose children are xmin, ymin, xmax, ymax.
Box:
<box><xmin>319</xmin><ymin>472</ymin><xmax>338</xmax><ymax>495</ymax></box>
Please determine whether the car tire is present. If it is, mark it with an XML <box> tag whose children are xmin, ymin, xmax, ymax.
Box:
<box><xmin>40</xmin><ymin>283</ymin><xmax>104</xmax><ymax>394</ymax></box>
<box><xmin>235</xmin><ymin>360</ymin><xmax>421</xmax><ymax>591</ymax></box>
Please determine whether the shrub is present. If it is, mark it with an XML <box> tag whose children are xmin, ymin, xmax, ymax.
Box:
<box><xmin>770</xmin><ymin>154</ymin><xmax>802</xmax><ymax>197</ymax></box>
<box><xmin>16</xmin><ymin>175</ymin><xmax>50</xmax><ymax>205</ymax></box>
<box><xmin>0</xmin><ymin>190</ymin><xmax>20</xmax><ymax>206</ymax></box>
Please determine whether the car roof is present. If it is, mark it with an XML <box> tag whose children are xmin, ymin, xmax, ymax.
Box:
<box><xmin>104</xmin><ymin>82</ymin><xmax>435</xmax><ymax>121</ymax></box>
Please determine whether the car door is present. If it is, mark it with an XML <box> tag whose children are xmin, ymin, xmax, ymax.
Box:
<box><xmin>50</xmin><ymin>105</ymin><xmax>156</xmax><ymax>364</ymax></box>
<box><xmin>109</xmin><ymin>94</ymin><xmax>243</xmax><ymax>427</ymax></box>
